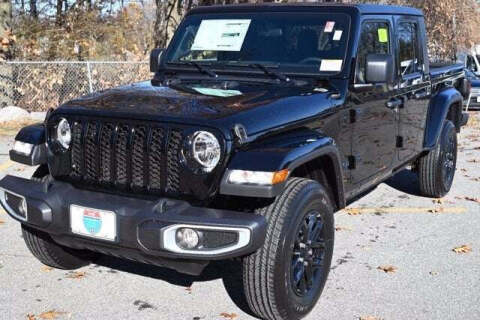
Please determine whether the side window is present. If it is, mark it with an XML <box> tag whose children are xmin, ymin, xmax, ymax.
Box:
<box><xmin>355</xmin><ymin>21</ymin><xmax>390</xmax><ymax>84</ymax></box>
<box><xmin>398</xmin><ymin>22</ymin><xmax>422</xmax><ymax>75</ymax></box>
<box><xmin>467</xmin><ymin>56</ymin><xmax>478</xmax><ymax>72</ymax></box>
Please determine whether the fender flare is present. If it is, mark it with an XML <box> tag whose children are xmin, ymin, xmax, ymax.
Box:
<box><xmin>220</xmin><ymin>131</ymin><xmax>346</xmax><ymax>208</ymax></box>
<box><xmin>423</xmin><ymin>88</ymin><xmax>463</xmax><ymax>150</ymax></box>
<box><xmin>10</xmin><ymin>123</ymin><xmax>47</xmax><ymax>166</ymax></box>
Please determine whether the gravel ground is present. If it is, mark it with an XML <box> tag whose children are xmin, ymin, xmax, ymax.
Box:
<box><xmin>0</xmin><ymin>113</ymin><xmax>479</xmax><ymax>320</ymax></box>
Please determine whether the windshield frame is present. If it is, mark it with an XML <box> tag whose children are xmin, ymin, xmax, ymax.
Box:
<box><xmin>161</xmin><ymin>11</ymin><xmax>353</xmax><ymax>78</ymax></box>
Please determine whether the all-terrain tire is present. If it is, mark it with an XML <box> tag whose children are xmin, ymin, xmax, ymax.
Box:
<box><xmin>20</xmin><ymin>166</ymin><xmax>94</xmax><ymax>270</ymax></box>
<box><xmin>242</xmin><ymin>178</ymin><xmax>335</xmax><ymax>320</ymax></box>
<box><xmin>418</xmin><ymin>120</ymin><xmax>458</xmax><ymax>198</ymax></box>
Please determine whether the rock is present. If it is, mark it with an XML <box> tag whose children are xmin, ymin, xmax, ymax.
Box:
<box><xmin>30</xmin><ymin>112</ymin><xmax>47</xmax><ymax>122</ymax></box>
<box><xmin>0</xmin><ymin>106</ymin><xmax>29</xmax><ymax>122</ymax></box>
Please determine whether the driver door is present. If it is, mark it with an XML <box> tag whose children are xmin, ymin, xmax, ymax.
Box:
<box><xmin>350</xmin><ymin>19</ymin><xmax>398</xmax><ymax>184</ymax></box>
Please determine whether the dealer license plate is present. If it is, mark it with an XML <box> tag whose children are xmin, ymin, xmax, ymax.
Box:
<box><xmin>70</xmin><ymin>205</ymin><xmax>116</xmax><ymax>241</ymax></box>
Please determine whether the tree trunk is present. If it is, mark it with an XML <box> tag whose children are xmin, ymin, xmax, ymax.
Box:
<box><xmin>0</xmin><ymin>0</ymin><xmax>13</xmax><ymax>106</ymax></box>
<box><xmin>29</xmin><ymin>0</ymin><xmax>38</xmax><ymax>18</ymax></box>
<box><xmin>56</xmin><ymin>0</ymin><xmax>63</xmax><ymax>25</ymax></box>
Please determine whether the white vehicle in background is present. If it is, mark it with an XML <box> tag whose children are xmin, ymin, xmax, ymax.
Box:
<box><xmin>462</xmin><ymin>47</ymin><xmax>480</xmax><ymax>110</ymax></box>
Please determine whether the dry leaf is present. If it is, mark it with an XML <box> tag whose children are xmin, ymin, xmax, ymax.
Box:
<box><xmin>359</xmin><ymin>316</ymin><xmax>381</xmax><ymax>320</ymax></box>
<box><xmin>464</xmin><ymin>197</ymin><xmax>480</xmax><ymax>203</ymax></box>
<box><xmin>26</xmin><ymin>314</ymin><xmax>36</xmax><ymax>320</ymax></box>
<box><xmin>219</xmin><ymin>313</ymin><xmax>238</xmax><ymax>319</ymax></box>
<box><xmin>66</xmin><ymin>271</ymin><xmax>86</xmax><ymax>279</ymax></box>
<box><xmin>377</xmin><ymin>265</ymin><xmax>397</xmax><ymax>273</ymax></box>
<box><xmin>452</xmin><ymin>245</ymin><xmax>472</xmax><ymax>254</ymax></box>
<box><xmin>345</xmin><ymin>208</ymin><xmax>362</xmax><ymax>215</ymax></box>
<box><xmin>335</xmin><ymin>226</ymin><xmax>352</xmax><ymax>231</ymax></box>
<box><xmin>38</xmin><ymin>310</ymin><xmax>67</xmax><ymax>319</ymax></box>
<box><xmin>0</xmin><ymin>219</ymin><xmax>4</xmax><ymax>225</ymax></box>
<box><xmin>41</xmin><ymin>266</ymin><xmax>53</xmax><ymax>272</ymax></box>
<box><xmin>433</xmin><ymin>198</ymin><xmax>444</xmax><ymax>204</ymax></box>
<box><xmin>429</xmin><ymin>271</ymin><xmax>439</xmax><ymax>276</ymax></box>
<box><xmin>185</xmin><ymin>287</ymin><xmax>192</xmax><ymax>294</ymax></box>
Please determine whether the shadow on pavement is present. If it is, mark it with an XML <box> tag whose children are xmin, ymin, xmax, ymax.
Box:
<box><xmin>385</xmin><ymin>168</ymin><xmax>421</xmax><ymax>196</ymax></box>
<box><xmin>94</xmin><ymin>255</ymin><xmax>257</xmax><ymax>317</ymax></box>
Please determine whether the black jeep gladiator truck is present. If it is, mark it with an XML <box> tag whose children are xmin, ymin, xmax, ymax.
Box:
<box><xmin>1</xmin><ymin>4</ymin><xmax>469</xmax><ymax>320</ymax></box>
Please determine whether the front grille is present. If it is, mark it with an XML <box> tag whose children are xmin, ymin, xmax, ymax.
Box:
<box><xmin>67</xmin><ymin>119</ymin><xmax>184</xmax><ymax>195</ymax></box>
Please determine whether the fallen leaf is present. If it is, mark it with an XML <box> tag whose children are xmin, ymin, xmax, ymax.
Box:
<box><xmin>65</xmin><ymin>271</ymin><xmax>86</xmax><ymax>279</ymax></box>
<box><xmin>38</xmin><ymin>310</ymin><xmax>67</xmax><ymax>319</ymax></box>
<box><xmin>433</xmin><ymin>198</ymin><xmax>444</xmax><ymax>204</ymax></box>
<box><xmin>467</xmin><ymin>159</ymin><xmax>479</xmax><ymax>163</ymax></box>
<box><xmin>359</xmin><ymin>316</ymin><xmax>381</xmax><ymax>320</ymax></box>
<box><xmin>0</xmin><ymin>219</ymin><xmax>4</xmax><ymax>224</ymax></box>
<box><xmin>219</xmin><ymin>313</ymin><xmax>238</xmax><ymax>319</ymax></box>
<box><xmin>345</xmin><ymin>208</ymin><xmax>362</xmax><ymax>215</ymax></box>
<box><xmin>452</xmin><ymin>245</ymin><xmax>472</xmax><ymax>254</ymax></box>
<box><xmin>335</xmin><ymin>226</ymin><xmax>352</xmax><ymax>231</ymax></box>
<box><xmin>377</xmin><ymin>265</ymin><xmax>397</xmax><ymax>273</ymax></box>
<box><xmin>26</xmin><ymin>314</ymin><xmax>36</xmax><ymax>320</ymax></box>
<box><xmin>185</xmin><ymin>286</ymin><xmax>192</xmax><ymax>294</ymax></box>
<box><xmin>465</xmin><ymin>197</ymin><xmax>480</xmax><ymax>203</ymax></box>
<box><xmin>41</xmin><ymin>266</ymin><xmax>53</xmax><ymax>272</ymax></box>
<box><xmin>429</xmin><ymin>271</ymin><xmax>439</xmax><ymax>276</ymax></box>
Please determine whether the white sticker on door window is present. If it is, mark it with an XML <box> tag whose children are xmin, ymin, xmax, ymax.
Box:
<box><xmin>324</xmin><ymin>21</ymin><xmax>335</xmax><ymax>33</ymax></box>
<box><xmin>320</xmin><ymin>59</ymin><xmax>343</xmax><ymax>72</ymax></box>
<box><xmin>191</xmin><ymin>19</ymin><xmax>251</xmax><ymax>52</ymax></box>
<box><xmin>333</xmin><ymin>30</ymin><xmax>343</xmax><ymax>41</ymax></box>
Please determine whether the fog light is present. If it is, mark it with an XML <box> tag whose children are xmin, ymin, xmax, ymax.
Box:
<box><xmin>176</xmin><ymin>228</ymin><xmax>200</xmax><ymax>249</ymax></box>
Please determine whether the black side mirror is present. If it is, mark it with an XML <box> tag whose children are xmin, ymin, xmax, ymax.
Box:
<box><xmin>150</xmin><ymin>48</ymin><xmax>165</xmax><ymax>72</ymax></box>
<box><xmin>365</xmin><ymin>53</ymin><xmax>394</xmax><ymax>84</ymax></box>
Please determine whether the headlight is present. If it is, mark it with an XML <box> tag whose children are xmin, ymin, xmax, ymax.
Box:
<box><xmin>189</xmin><ymin>131</ymin><xmax>221</xmax><ymax>172</ymax></box>
<box><xmin>55</xmin><ymin>118</ymin><xmax>71</xmax><ymax>150</ymax></box>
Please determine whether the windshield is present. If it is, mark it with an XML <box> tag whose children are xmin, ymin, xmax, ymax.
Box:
<box><xmin>165</xmin><ymin>12</ymin><xmax>351</xmax><ymax>75</ymax></box>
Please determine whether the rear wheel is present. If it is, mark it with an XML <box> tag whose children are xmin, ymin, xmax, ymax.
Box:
<box><xmin>21</xmin><ymin>166</ymin><xmax>95</xmax><ymax>270</ymax></box>
<box><xmin>418</xmin><ymin>120</ymin><xmax>457</xmax><ymax>198</ymax></box>
<box><xmin>242</xmin><ymin>178</ymin><xmax>334</xmax><ymax>320</ymax></box>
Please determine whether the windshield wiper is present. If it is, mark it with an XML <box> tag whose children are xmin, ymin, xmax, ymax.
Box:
<box><xmin>167</xmin><ymin>61</ymin><xmax>218</xmax><ymax>78</ymax></box>
<box><xmin>248</xmin><ymin>63</ymin><xmax>290</xmax><ymax>82</ymax></box>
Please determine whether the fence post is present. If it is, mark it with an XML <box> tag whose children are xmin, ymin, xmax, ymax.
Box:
<box><xmin>86</xmin><ymin>61</ymin><xmax>93</xmax><ymax>93</ymax></box>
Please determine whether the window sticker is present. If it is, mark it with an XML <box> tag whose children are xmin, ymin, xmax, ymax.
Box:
<box><xmin>320</xmin><ymin>59</ymin><xmax>343</xmax><ymax>72</ymax></box>
<box><xmin>324</xmin><ymin>21</ymin><xmax>335</xmax><ymax>33</ymax></box>
<box><xmin>191</xmin><ymin>19</ymin><xmax>251</xmax><ymax>52</ymax></box>
<box><xmin>333</xmin><ymin>30</ymin><xmax>343</xmax><ymax>41</ymax></box>
<box><xmin>378</xmin><ymin>28</ymin><xmax>389</xmax><ymax>43</ymax></box>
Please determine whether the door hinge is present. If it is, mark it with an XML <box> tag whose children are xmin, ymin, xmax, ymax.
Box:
<box><xmin>396</xmin><ymin>136</ymin><xmax>404</xmax><ymax>148</ymax></box>
<box><xmin>347</xmin><ymin>156</ymin><xmax>356</xmax><ymax>170</ymax></box>
<box><xmin>349</xmin><ymin>109</ymin><xmax>357</xmax><ymax>123</ymax></box>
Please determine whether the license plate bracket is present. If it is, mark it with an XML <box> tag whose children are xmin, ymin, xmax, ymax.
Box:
<box><xmin>70</xmin><ymin>205</ymin><xmax>117</xmax><ymax>241</ymax></box>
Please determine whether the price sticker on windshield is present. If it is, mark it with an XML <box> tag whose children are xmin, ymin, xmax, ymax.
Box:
<box><xmin>191</xmin><ymin>19</ymin><xmax>251</xmax><ymax>52</ymax></box>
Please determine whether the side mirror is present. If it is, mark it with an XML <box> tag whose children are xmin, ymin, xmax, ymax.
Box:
<box><xmin>365</xmin><ymin>54</ymin><xmax>394</xmax><ymax>85</ymax></box>
<box><xmin>150</xmin><ymin>48</ymin><xmax>165</xmax><ymax>72</ymax></box>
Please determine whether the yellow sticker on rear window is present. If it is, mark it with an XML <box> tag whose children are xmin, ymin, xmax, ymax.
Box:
<box><xmin>378</xmin><ymin>28</ymin><xmax>389</xmax><ymax>43</ymax></box>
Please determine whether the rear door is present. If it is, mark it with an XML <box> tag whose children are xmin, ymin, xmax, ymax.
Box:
<box><xmin>350</xmin><ymin>18</ymin><xmax>397</xmax><ymax>184</ymax></box>
<box><xmin>394</xmin><ymin>16</ymin><xmax>431</xmax><ymax>162</ymax></box>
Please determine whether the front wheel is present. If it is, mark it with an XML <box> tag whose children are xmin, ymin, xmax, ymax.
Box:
<box><xmin>418</xmin><ymin>120</ymin><xmax>457</xmax><ymax>198</ymax></box>
<box><xmin>242</xmin><ymin>178</ymin><xmax>335</xmax><ymax>320</ymax></box>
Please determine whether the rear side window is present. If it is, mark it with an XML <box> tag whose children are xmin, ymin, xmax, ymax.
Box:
<box><xmin>398</xmin><ymin>22</ymin><xmax>422</xmax><ymax>75</ymax></box>
<box><xmin>355</xmin><ymin>21</ymin><xmax>390</xmax><ymax>84</ymax></box>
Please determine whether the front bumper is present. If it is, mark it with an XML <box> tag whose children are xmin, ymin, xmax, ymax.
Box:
<box><xmin>0</xmin><ymin>175</ymin><xmax>266</xmax><ymax>275</ymax></box>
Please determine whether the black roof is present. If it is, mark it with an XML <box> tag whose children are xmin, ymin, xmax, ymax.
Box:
<box><xmin>188</xmin><ymin>3</ymin><xmax>423</xmax><ymax>17</ymax></box>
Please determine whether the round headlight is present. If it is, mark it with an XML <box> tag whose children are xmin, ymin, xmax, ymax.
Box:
<box><xmin>191</xmin><ymin>131</ymin><xmax>221</xmax><ymax>172</ymax></box>
<box><xmin>55</xmin><ymin>118</ymin><xmax>71</xmax><ymax>149</ymax></box>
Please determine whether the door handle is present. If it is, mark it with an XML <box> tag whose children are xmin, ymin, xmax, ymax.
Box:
<box><xmin>386</xmin><ymin>98</ymin><xmax>403</xmax><ymax>109</ymax></box>
<box><xmin>414</xmin><ymin>90</ymin><xmax>429</xmax><ymax>99</ymax></box>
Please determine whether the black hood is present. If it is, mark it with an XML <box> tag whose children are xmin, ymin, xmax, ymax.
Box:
<box><xmin>56</xmin><ymin>80</ymin><xmax>337</xmax><ymax>140</ymax></box>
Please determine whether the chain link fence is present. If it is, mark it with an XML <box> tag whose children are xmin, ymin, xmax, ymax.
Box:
<box><xmin>0</xmin><ymin>61</ymin><xmax>151</xmax><ymax>111</ymax></box>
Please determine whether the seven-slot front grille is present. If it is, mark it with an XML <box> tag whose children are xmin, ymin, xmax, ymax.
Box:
<box><xmin>68</xmin><ymin>120</ymin><xmax>183</xmax><ymax>194</ymax></box>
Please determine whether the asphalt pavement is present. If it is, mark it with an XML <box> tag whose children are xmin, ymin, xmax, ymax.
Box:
<box><xmin>0</xmin><ymin>113</ymin><xmax>479</xmax><ymax>320</ymax></box>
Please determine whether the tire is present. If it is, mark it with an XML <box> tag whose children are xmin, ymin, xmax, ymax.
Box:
<box><xmin>20</xmin><ymin>167</ymin><xmax>94</xmax><ymax>270</ymax></box>
<box><xmin>418</xmin><ymin>120</ymin><xmax>457</xmax><ymax>198</ymax></box>
<box><xmin>242</xmin><ymin>178</ymin><xmax>335</xmax><ymax>320</ymax></box>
